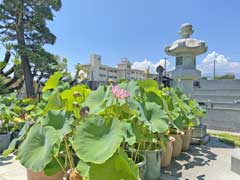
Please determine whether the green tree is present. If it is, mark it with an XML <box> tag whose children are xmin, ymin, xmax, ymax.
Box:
<box><xmin>215</xmin><ymin>73</ymin><xmax>235</xmax><ymax>80</ymax></box>
<box><xmin>0</xmin><ymin>0</ymin><xmax>62</xmax><ymax>97</ymax></box>
<box><xmin>0</xmin><ymin>44</ymin><xmax>23</xmax><ymax>94</ymax></box>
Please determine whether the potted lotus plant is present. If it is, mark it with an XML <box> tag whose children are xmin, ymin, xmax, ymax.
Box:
<box><xmin>0</xmin><ymin>92</ymin><xmax>33</xmax><ymax>152</ymax></box>
<box><xmin>123</xmin><ymin>80</ymin><xmax>170</xmax><ymax>180</ymax></box>
<box><xmin>77</xmin><ymin>81</ymin><xmax>147</xmax><ymax>180</ymax></box>
<box><xmin>174</xmin><ymin>90</ymin><xmax>206</xmax><ymax>151</ymax></box>
<box><xmin>6</xmin><ymin>73</ymin><xmax>147</xmax><ymax>180</ymax></box>
<box><xmin>4</xmin><ymin>72</ymin><xmax>91</xmax><ymax>180</ymax></box>
<box><xmin>162</xmin><ymin>88</ymin><xmax>204</xmax><ymax>153</ymax></box>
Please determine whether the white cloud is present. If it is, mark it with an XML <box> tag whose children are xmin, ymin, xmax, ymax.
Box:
<box><xmin>131</xmin><ymin>51</ymin><xmax>240</xmax><ymax>77</ymax></box>
<box><xmin>132</xmin><ymin>58</ymin><xmax>173</xmax><ymax>74</ymax></box>
<box><xmin>198</xmin><ymin>51</ymin><xmax>240</xmax><ymax>75</ymax></box>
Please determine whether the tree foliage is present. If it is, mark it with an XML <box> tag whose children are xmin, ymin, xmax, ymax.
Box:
<box><xmin>215</xmin><ymin>73</ymin><xmax>235</xmax><ymax>80</ymax></box>
<box><xmin>0</xmin><ymin>44</ymin><xmax>23</xmax><ymax>94</ymax></box>
<box><xmin>0</xmin><ymin>0</ymin><xmax>62</xmax><ymax>97</ymax></box>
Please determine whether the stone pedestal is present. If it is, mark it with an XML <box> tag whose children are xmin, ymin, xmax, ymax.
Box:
<box><xmin>231</xmin><ymin>150</ymin><xmax>240</xmax><ymax>175</ymax></box>
<box><xmin>191</xmin><ymin>125</ymin><xmax>210</xmax><ymax>145</ymax></box>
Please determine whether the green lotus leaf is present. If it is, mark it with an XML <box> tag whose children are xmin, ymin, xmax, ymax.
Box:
<box><xmin>44</xmin><ymin>91</ymin><xmax>64</xmax><ymax>113</ymax></box>
<box><xmin>76</xmin><ymin>160</ymin><xmax>90</xmax><ymax>178</ymax></box>
<box><xmin>42</xmin><ymin>110</ymin><xmax>73</xmax><ymax>139</ymax></box>
<box><xmin>83</xmin><ymin>86</ymin><xmax>107</xmax><ymax>114</ymax></box>
<box><xmin>89</xmin><ymin>149</ymin><xmax>139</xmax><ymax>180</ymax></box>
<box><xmin>132</xmin><ymin>122</ymin><xmax>155</xmax><ymax>143</ymax></box>
<box><xmin>44</xmin><ymin>157</ymin><xmax>65</xmax><ymax>176</ymax></box>
<box><xmin>144</xmin><ymin>102</ymin><xmax>169</xmax><ymax>133</ymax></box>
<box><xmin>121</xmin><ymin>122</ymin><xmax>136</xmax><ymax>145</ymax></box>
<box><xmin>72</xmin><ymin>116</ymin><xmax>124</xmax><ymax>164</ymax></box>
<box><xmin>17</xmin><ymin>124</ymin><xmax>60</xmax><ymax>172</ymax></box>
<box><xmin>137</xmin><ymin>79</ymin><xmax>158</xmax><ymax>91</ymax></box>
<box><xmin>43</xmin><ymin>71</ymin><xmax>62</xmax><ymax>92</ymax></box>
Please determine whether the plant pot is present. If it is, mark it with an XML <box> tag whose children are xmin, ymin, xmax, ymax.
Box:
<box><xmin>27</xmin><ymin>169</ymin><xmax>64</xmax><ymax>180</ymax></box>
<box><xmin>0</xmin><ymin>132</ymin><xmax>11</xmax><ymax>152</ymax></box>
<box><xmin>181</xmin><ymin>129</ymin><xmax>192</xmax><ymax>151</ymax></box>
<box><xmin>126</xmin><ymin>151</ymin><xmax>146</xmax><ymax>180</ymax></box>
<box><xmin>161</xmin><ymin>141</ymin><xmax>173</xmax><ymax>167</ymax></box>
<box><xmin>140</xmin><ymin>149</ymin><xmax>162</xmax><ymax>180</ymax></box>
<box><xmin>171</xmin><ymin>134</ymin><xmax>182</xmax><ymax>157</ymax></box>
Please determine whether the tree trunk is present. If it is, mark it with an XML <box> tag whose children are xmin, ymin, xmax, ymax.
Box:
<box><xmin>16</xmin><ymin>2</ymin><xmax>35</xmax><ymax>98</ymax></box>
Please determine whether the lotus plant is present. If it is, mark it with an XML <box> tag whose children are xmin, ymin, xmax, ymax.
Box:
<box><xmin>4</xmin><ymin>72</ymin><xmax>206</xmax><ymax>180</ymax></box>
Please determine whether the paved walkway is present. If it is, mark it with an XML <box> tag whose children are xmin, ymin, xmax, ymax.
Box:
<box><xmin>0</xmin><ymin>154</ymin><xmax>26</xmax><ymax>180</ymax></box>
<box><xmin>0</xmin><ymin>136</ymin><xmax>240</xmax><ymax>180</ymax></box>
<box><xmin>161</xmin><ymin>136</ymin><xmax>240</xmax><ymax>180</ymax></box>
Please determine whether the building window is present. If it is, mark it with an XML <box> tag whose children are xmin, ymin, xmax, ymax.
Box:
<box><xmin>176</xmin><ymin>57</ymin><xmax>183</xmax><ymax>66</ymax></box>
<box><xmin>99</xmin><ymin>67</ymin><xmax>106</xmax><ymax>70</ymax></box>
<box><xmin>99</xmin><ymin>74</ymin><xmax>106</xmax><ymax>77</ymax></box>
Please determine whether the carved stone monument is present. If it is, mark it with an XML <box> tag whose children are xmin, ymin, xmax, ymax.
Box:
<box><xmin>165</xmin><ymin>23</ymin><xmax>209</xmax><ymax>144</ymax></box>
<box><xmin>165</xmin><ymin>23</ymin><xmax>208</xmax><ymax>95</ymax></box>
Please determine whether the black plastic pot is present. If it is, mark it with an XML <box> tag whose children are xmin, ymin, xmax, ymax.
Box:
<box><xmin>0</xmin><ymin>132</ymin><xmax>11</xmax><ymax>152</ymax></box>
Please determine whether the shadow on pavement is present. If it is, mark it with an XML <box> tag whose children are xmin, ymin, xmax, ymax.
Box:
<box><xmin>161</xmin><ymin>137</ymin><xmax>220</xmax><ymax>178</ymax></box>
<box><xmin>0</xmin><ymin>154</ymin><xmax>14</xmax><ymax>166</ymax></box>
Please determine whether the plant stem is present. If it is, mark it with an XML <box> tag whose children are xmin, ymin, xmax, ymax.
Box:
<box><xmin>134</xmin><ymin>143</ymin><xmax>141</xmax><ymax>163</ymax></box>
<box><xmin>64</xmin><ymin>137</ymin><xmax>75</xmax><ymax>170</ymax></box>
<box><xmin>54</xmin><ymin>157</ymin><xmax>66</xmax><ymax>174</ymax></box>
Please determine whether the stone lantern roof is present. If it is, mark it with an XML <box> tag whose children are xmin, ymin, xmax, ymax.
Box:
<box><xmin>165</xmin><ymin>23</ymin><xmax>208</xmax><ymax>56</ymax></box>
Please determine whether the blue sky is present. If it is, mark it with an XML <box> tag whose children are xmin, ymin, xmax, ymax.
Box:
<box><xmin>3</xmin><ymin>0</ymin><xmax>240</xmax><ymax>76</ymax></box>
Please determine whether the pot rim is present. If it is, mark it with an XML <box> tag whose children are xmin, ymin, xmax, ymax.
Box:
<box><xmin>125</xmin><ymin>150</ymin><xmax>146</xmax><ymax>167</ymax></box>
<box><xmin>0</xmin><ymin>132</ymin><xmax>11</xmax><ymax>135</ymax></box>
<box><xmin>129</xmin><ymin>146</ymin><xmax>162</xmax><ymax>153</ymax></box>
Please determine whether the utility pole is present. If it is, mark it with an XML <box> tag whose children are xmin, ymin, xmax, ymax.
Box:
<box><xmin>164</xmin><ymin>57</ymin><xmax>167</xmax><ymax>76</ymax></box>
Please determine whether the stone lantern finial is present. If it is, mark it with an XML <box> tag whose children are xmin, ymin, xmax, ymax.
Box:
<box><xmin>179</xmin><ymin>23</ymin><xmax>194</xmax><ymax>38</ymax></box>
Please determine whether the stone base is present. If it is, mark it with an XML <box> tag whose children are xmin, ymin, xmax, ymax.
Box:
<box><xmin>192</xmin><ymin>125</ymin><xmax>207</xmax><ymax>138</ymax></box>
<box><xmin>231</xmin><ymin>150</ymin><xmax>240</xmax><ymax>175</ymax></box>
<box><xmin>160</xmin><ymin>174</ymin><xmax>178</xmax><ymax>180</ymax></box>
<box><xmin>191</xmin><ymin>135</ymin><xmax>210</xmax><ymax>145</ymax></box>
<box><xmin>191</xmin><ymin>125</ymin><xmax>209</xmax><ymax>145</ymax></box>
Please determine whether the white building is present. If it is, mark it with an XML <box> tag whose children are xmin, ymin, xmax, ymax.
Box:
<box><xmin>82</xmin><ymin>54</ymin><xmax>157</xmax><ymax>83</ymax></box>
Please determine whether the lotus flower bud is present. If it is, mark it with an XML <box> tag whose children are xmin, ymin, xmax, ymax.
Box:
<box><xmin>80</xmin><ymin>106</ymin><xmax>90</xmax><ymax>117</ymax></box>
<box><xmin>78</xmin><ymin>70</ymin><xmax>87</xmax><ymax>82</ymax></box>
<box><xmin>73</xmin><ymin>91</ymin><xmax>82</xmax><ymax>98</ymax></box>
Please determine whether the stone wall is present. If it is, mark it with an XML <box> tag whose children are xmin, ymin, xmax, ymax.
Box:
<box><xmin>203</xmin><ymin>107</ymin><xmax>240</xmax><ymax>133</ymax></box>
<box><xmin>191</xmin><ymin>79</ymin><xmax>240</xmax><ymax>133</ymax></box>
<box><xmin>192</xmin><ymin>79</ymin><xmax>240</xmax><ymax>102</ymax></box>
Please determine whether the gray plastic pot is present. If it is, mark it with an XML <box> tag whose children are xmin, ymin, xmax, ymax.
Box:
<box><xmin>126</xmin><ymin>151</ymin><xmax>146</xmax><ymax>180</ymax></box>
<box><xmin>0</xmin><ymin>132</ymin><xmax>11</xmax><ymax>152</ymax></box>
<box><xmin>140</xmin><ymin>149</ymin><xmax>162</xmax><ymax>180</ymax></box>
<box><xmin>136</xmin><ymin>153</ymin><xmax>146</xmax><ymax>180</ymax></box>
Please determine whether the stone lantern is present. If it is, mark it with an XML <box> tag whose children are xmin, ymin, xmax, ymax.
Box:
<box><xmin>165</xmin><ymin>23</ymin><xmax>208</xmax><ymax>94</ymax></box>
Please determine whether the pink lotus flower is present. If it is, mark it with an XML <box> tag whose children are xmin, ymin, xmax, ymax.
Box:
<box><xmin>112</xmin><ymin>85</ymin><xmax>130</xmax><ymax>99</ymax></box>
